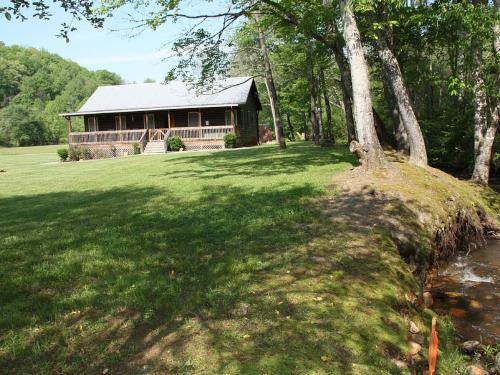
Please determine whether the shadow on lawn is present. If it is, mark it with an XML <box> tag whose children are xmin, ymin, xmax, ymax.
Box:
<box><xmin>0</xmin><ymin>168</ymin><xmax>426</xmax><ymax>374</ymax></box>
<box><xmin>157</xmin><ymin>143</ymin><xmax>358</xmax><ymax>179</ymax></box>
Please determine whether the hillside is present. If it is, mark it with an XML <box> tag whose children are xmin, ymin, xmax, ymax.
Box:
<box><xmin>0</xmin><ymin>42</ymin><xmax>122</xmax><ymax>146</ymax></box>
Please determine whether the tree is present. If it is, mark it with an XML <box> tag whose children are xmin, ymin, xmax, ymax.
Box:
<box><xmin>340</xmin><ymin>0</ymin><xmax>387</xmax><ymax>168</ymax></box>
<box><xmin>255</xmin><ymin>12</ymin><xmax>286</xmax><ymax>150</ymax></box>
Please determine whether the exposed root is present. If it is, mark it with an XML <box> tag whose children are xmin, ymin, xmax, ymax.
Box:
<box><xmin>433</xmin><ymin>207</ymin><xmax>486</xmax><ymax>265</ymax></box>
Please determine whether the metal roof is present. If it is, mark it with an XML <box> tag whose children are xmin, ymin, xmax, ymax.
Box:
<box><xmin>60</xmin><ymin>76</ymin><xmax>258</xmax><ymax>116</ymax></box>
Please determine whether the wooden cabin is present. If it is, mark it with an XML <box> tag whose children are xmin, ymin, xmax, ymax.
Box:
<box><xmin>60</xmin><ymin>77</ymin><xmax>261</xmax><ymax>156</ymax></box>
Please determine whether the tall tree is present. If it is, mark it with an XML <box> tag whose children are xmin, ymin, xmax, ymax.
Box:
<box><xmin>471</xmin><ymin>0</ymin><xmax>499</xmax><ymax>184</ymax></box>
<box><xmin>255</xmin><ymin>12</ymin><xmax>287</xmax><ymax>150</ymax></box>
<box><xmin>375</xmin><ymin>27</ymin><xmax>427</xmax><ymax>166</ymax></box>
<box><xmin>340</xmin><ymin>0</ymin><xmax>387</xmax><ymax>168</ymax></box>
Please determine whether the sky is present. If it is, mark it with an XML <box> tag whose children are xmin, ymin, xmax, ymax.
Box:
<box><xmin>0</xmin><ymin>1</ymin><xmax>235</xmax><ymax>83</ymax></box>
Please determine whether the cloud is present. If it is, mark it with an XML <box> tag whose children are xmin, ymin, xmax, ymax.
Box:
<box><xmin>78</xmin><ymin>50</ymin><xmax>175</xmax><ymax>65</ymax></box>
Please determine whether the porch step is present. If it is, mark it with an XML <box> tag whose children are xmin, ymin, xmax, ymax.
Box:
<box><xmin>143</xmin><ymin>141</ymin><xmax>166</xmax><ymax>154</ymax></box>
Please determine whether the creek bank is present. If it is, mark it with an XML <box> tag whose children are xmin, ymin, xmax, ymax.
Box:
<box><xmin>330</xmin><ymin>159</ymin><xmax>499</xmax><ymax>373</ymax></box>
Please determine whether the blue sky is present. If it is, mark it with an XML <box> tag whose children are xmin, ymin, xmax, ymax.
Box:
<box><xmin>0</xmin><ymin>1</ymin><xmax>236</xmax><ymax>83</ymax></box>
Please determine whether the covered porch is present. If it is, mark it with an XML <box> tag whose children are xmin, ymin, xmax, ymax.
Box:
<box><xmin>63</xmin><ymin>107</ymin><xmax>239</xmax><ymax>154</ymax></box>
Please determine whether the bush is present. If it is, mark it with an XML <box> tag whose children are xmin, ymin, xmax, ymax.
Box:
<box><xmin>69</xmin><ymin>147</ymin><xmax>81</xmax><ymax>161</ymax></box>
<box><xmin>168</xmin><ymin>136</ymin><xmax>183</xmax><ymax>151</ymax></box>
<box><xmin>57</xmin><ymin>148</ymin><xmax>68</xmax><ymax>161</ymax></box>
<box><xmin>80</xmin><ymin>147</ymin><xmax>93</xmax><ymax>160</ymax></box>
<box><xmin>132</xmin><ymin>142</ymin><xmax>141</xmax><ymax>155</ymax></box>
<box><xmin>224</xmin><ymin>132</ymin><xmax>237</xmax><ymax>148</ymax></box>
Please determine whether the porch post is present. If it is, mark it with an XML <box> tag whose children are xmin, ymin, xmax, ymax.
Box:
<box><xmin>168</xmin><ymin>111</ymin><xmax>171</xmax><ymax>128</ymax></box>
<box><xmin>66</xmin><ymin>116</ymin><xmax>72</xmax><ymax>145</ymax></box>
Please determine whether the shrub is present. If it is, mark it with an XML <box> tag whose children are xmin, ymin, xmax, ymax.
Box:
<box><xmin>224</xmin><ymin>132</ymin><xmax>237</xmax><ymax>148</ymax></box>
<box><xmin>81</xmin><ymin>147</ymin><xmax>93</xmax><ymax>160</ymax></box>
<box><xmin>57</xmin><ymin>148</ymin><xmax>68</xmax><ymax>161</ymax></box>
<box><xmin>132</xmin><ymin>142</ymin><xmax>141</xmax><ymax>155</ymax></box>
<box><xmin>69</xmin><ymin>147</ymin><xmax>81</xmax><ymax>161</ymax></box>
<box><xmin>168</xmin><ymin>136</ymin><xmax>183</xmax><ymax>151</ymax></box>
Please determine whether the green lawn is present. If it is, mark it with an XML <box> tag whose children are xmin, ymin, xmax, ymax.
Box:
<box><xmin>0</xmin><ymin>143</ymin><xmax>429</xmax><ymax>374</ymax></box>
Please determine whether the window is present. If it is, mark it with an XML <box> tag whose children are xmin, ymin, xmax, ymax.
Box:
<box><xmin>188</xmin><ymin>112</ymin><xmax>200</xmax><ymax>127</ymax></box>
<box><xmin>225</xmin><ymin>110</ymin><xmax>232</xmax><ymax>126</ymax></box>
<box><xmin>88</xmin><ymin>116</ymin><xmax>98</xmax><ymax>132</ymax></box>
<box><xmin>115</xmin><ymin>115</ymin><xmax>126</xmax><ymax>130</ymax></box>
<box><xmin>144</xmin><ymin>113</ymin><xmax>155</xmax><ymax>129</ymax></box>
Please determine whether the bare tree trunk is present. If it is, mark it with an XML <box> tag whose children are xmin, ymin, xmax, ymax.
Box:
<box><xmin>340</xmin><ymin>0</ymin><xmax>387</xmax><ymax>169</ymax></box>
<box><xmin>372</xmin><ymin>107</ymin><xmax>390</xmax><ymax>147</ymax></box>
<box><xmin>332</xmin><ymin>44</ymin><xmax>356</xmax><ymax>143</ymax></box>
<box><xmin>382</xmin><ymin>71</ymin><xmax>409</xmax><ymax>154</ymax></box>
<box><xmin>471</xmin><ymin>0</ymin><xmax>499</xmax><ymax>184</ymax></box>
<box><xmin>286</xmin><ymin>113</ymin><xmax>295</xmax><ymax>141</ymax></box>
<box><xmin>255</xmin><ymin>13</ymin><xmax>286</xmax><ymax>150</ymax></box>
<box><xmin>307</xmin><ymin>48</ymin><xmax>321</xmax><ymax>145</ymax></box>
<box><xmin>320</xmin><ymin>69</ymin><xmax>334</xmax><ymax>145</ymax></box>
<box><xmin>375</xmin><ymin>31</ymin><xmax>427</xmax><ymax>166</ymax></box>
<box><xmin>302</xmin><ymin>111</ymin><xmax>309</xmax><ymax>140</ymax></box>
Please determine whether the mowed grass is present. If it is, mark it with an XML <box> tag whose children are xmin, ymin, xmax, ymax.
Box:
<box><xmin>0</xmin><ymin>143</ymin><xmax>422</xmax><ymax>374</ymax></box>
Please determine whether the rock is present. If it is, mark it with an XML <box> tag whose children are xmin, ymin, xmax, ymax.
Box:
<box><xmin>410</xmin><ymin>333</ymin><xmax>424</xmax><ymax>345</ymax></box>
<box><xmin>391</xmin><ymin>359</ymin><xmax>408</xmax><ymax>369</ymax></box>
<box><xmin>468</xmin><ymin>364</ymin><xmax>487</xmax><ymax>375</ymax></box>
<box><xmin>408</xmin><ymin>341</ymin><xmax>422</xmax><ymax>356</ymax></box>
<box><xmin>423</xmin><ymin>291</ymin><xmax>433</xmax><ymax>308</ymax></box>
<box><xmin>102</xmin><ymin>369</ymin><xmax>109</xmax><ymax>375</ymax></box>
<box><xmin>409</xmin><ymin>320</ymin><xmax>420</xmax><ymax>334</ymax></box>
<box><xmin>461</xmin><ymin>340</ymin><xmax>481</xmax><ymax>354</ymax></box>
<box><xmin>310</xmin><ymin>256</ymin><xmax>330</xmax><ymax>266</ymax></box>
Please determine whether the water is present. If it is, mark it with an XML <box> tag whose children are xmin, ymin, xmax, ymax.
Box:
<box><xmin>429</xmin><ymin>239</ymin><xmax>500</xmax><ymax>344</ymax></box>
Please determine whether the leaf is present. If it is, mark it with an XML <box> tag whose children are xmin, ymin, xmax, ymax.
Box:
<box><xmin>4</xmin><ymin>12</ymin><xmax>11</xmax><ymax>20</ymax></box>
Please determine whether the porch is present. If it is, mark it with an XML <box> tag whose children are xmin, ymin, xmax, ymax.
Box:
<box><xmin>68</xmin><ymin>125</ymin><xmax>235</xmax><ymax>156</ymax></box>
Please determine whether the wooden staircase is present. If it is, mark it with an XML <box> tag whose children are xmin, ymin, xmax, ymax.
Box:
<box><xmin>143</xmin><ymin>140</ymin><xmax>166</xmax><ymax>154</ymax></box>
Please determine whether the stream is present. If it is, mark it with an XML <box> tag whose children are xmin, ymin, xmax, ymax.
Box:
<box><xmin>430</xmin><ymin>239</ymin><xmax>499</xmax><ymax>344</ymax></box>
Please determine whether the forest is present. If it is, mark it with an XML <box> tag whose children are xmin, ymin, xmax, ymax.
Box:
<box><xmin>0</xmin><ymin>43</ymin><xmax>122</xmax><ymax>146</ymax></box>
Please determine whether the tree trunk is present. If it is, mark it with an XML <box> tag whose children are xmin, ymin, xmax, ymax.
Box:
<box><xmin>471</xmin><ymin>0</ymin><xmax>499</xmax><ymax>184</ymax></box>
<box><xmin>255</xmin><ymin>13</ymin><xmax>286</xmax><ymax>150</ymax></box>
<box><xmin>307</xmin><ymin>48</ymin><xmax>321</xmax><ymax>145</ymax></box>
<box><xmin>340</xmin><ymin>0</ymin><xmax>387</xmax><ymax>169</ymax></box>
<box><xmin>286</xmin><ymin>113</ymin><xmax>295</xmax><ymax>141</ymax></box>
<box><xmin>372</xmin><ymin>107</ymin><xmax>390</xmax><ymax>147</ymax></box>
<box><xmin>320</xmin><ymin>69</ymin><xmax>334</xmax><ymax>144</ymax></box>
<box><xmin>375</xmin><ymin>31</ymin><xmax>427</xmax><ymax>166</ymax></box>
<box><xmin>332</xmin><ymin>44</ymin><xmax>356</xmax><ymax>143</ymax></box>
<box><xmin>381</xmin><ymin>71</ymin><xmax>409</xmax><ymax>154</ymax></box>
<box><xmin>302</xmin><ymin>111</ymin><xmax>309</xmax><ymax>140</ymax></box>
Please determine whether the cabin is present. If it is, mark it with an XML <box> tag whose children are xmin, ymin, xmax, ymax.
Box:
<box><xmin>60</xmin><ymin>77</ymin><xmax>261</xmax><ymax>156</ymax></box>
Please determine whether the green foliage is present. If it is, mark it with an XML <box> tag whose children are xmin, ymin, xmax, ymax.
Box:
<box><xmin>168</xmin><ymin>136</ymin><xmax>183</xmax><ymax>151</ymax></box>
<box><xmin>68</xmin><ymin>147</ymin><xmax>81</xmax><ymax>161</ymax></box>
<box><xmin>0</xmin><ymin>43</ymin><xmax>122</xmax><ymax>147</ymax></box>
<box><xmin>132</xmin><ymin>142</ymin><xmax>141</xmax><ymax>155</ymax></box>
<box><xmin>223</xmin><ymin>132</ymin><xmax>237</xmax><ymax>148</ymax></box>
<box><xmin>56</xmin><ymin>148</ymin><xmax>68</xmax><ymax>161</ymax></box>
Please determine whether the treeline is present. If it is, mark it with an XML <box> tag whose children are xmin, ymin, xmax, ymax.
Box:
<box><xmin>0</xmin><ymin>43</ymin><xmax>122</xmax><ymax>146</ymax></box>
<box><xmin>229</xmin><ymin>3</ymin><xmax>499</xmax><ymax>176</ymax></box>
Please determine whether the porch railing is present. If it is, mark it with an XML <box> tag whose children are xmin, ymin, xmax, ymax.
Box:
<box><xmin>170</xmin><ymin>125</ymin><xmax>234</xmax><ymax>140</ymax></box>
<box><xmin>69</xmin><ymin>129</ymin><xmax>146</xmax><ymax>144</ymax></box>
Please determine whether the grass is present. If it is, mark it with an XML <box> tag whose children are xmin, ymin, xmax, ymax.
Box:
<box><xmin>0</xmin><ymin>143</ymin><xmax>495</xmax><ymax>374</ymax></box>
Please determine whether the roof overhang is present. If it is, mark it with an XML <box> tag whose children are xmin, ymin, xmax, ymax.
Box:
<box><xmin>59</xmin><ymin>103</ymin><xmax>241</xmax><ymax>117</ymax></box>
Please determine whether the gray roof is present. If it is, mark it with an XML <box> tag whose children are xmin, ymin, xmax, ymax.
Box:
<box><xmin>61</xmin><ymin>77</ymin><xmax>258</xmax><ymax>116</ymax></box>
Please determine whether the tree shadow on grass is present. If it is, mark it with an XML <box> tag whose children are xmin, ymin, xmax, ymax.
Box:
<box><xmin>156</xmin><ymin>143</ymin><xmax>358</xmax><ymax>180</ymax></box>
<box><xmin>1</xmin><ymin>176</ymin><xmax>425</xmax><ymax>374</ymax></box>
